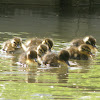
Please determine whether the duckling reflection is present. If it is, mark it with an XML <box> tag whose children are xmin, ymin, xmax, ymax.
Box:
<box><xmin>2</xmin><ymin>37</ymin><xmax>22</xmax><ymax>53</ymax></box>
<box><xmin>67</xmin><ymin>44</ymin><xmax>94</xmax><ymax>60</ymax></box>
<box><xmin>42</xmin><ymin>50</ymin><xmax>70</xmax><ymax>67</ymax></box>
<box><xmin>71</xmin><ymin>36</ymin><xmax>97</xmax><ymax>52</ymax></box>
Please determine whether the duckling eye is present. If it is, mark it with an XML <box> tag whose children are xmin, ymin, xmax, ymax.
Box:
<box><xmin>92</xmin><ymin>43</ymin><xmax>95</xmax><ymax>46</ymax></box>
<box><xmin>13</xmin><ymin>42</ymin><xmax>17</xmax><ymax>45</ymax></box>
<box><xmin>39</xmin><ymin>49</ymin><xmax>43</xmax><ymax>53</ymax></box>
<box><xmin>82</xmin><ymin>48</ymin><xmax>90</xmax><ymax>52</ymax></box>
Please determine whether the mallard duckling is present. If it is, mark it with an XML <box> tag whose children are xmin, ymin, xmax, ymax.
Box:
<box><xmin>42</xmin><ymin>50</ymin><xmax>70</xmax><ymax>67</ymax></box>
<box><xmin>2</xmin><ymin>37</ymin><xmax>22</xmax><ymax>53</ymax></box>
<box><xmin>42</xmin><ymin>38</ymin><xmax>53</xmax><ymax>52</ymax></box>
<box><xmin>71</xmin><ymin>36</ymin><xmax>96</xmax><ymax>47</ymax></box>
<box><xmin>67</xmin><ymin>44</ymin><xmax>94</xmax><ymax>60</ymax></box>
<box><xmin>71</xmin><ymin>36</ymin><xmax>97</xmax><ymax>52</ymax></box>
<box><xmin>37</xmin><ymin>44</ymin><xmax>48</xmax><ymax>57</ymax></box>
<box><xmin>19</xmin><ymin>50</ymin><xmax>38</xmax><ymax>66</ymax></box>
<box><xmin>36</xmin><ymin>44</ymin><xmax>48</xmax><ymax>65</ymax></box>
<box><xmin>24</xmin><ymin>38</ymin><xmax>53</xmax><ymax>52</ymax></box>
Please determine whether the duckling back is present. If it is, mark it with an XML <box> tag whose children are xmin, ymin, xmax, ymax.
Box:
<box><xmin>43</xmin><ymin>52</ymin><xmax>59</xmax><ymax>67</ymax></box>
<box><xmin>71</xmin><ymin>39</ymin><xmax>84</xmax><ymax>47</ymax></box>
<box><xmin>25</xmin><ymin>38</ymin><xmax>42</xmax><ymax>47</ymax></box>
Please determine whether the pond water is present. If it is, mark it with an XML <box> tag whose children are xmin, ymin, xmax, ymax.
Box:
<box><xmin>0</xmin><ymin>4</ymin><xmax>100</xmax><ymax>100</ymax></box>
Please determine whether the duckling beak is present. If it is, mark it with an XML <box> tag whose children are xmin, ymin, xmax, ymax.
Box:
<box><xmin>93</xmin><ymin>45</ymin><xmax>98</xmax><ymax>49</ymax></box>
<box><xmin>89</xmin><ymin>52</ymin><xmax>95</xmax><ymax>58</ymax></box>
<box><xmin>49</xmin><ymin>48</ymin><xmax>51</xmax><ymax>52</ymax></box>
<box><xmin>17</xmin><ymin>45</ymin><xmax>21</xmax><ymax>48</ymax></box>
<box><xmin>66</xmin><ymin>61</ymin><xmax>70</xmax><ymax>66</ymax></box>
<box><xmin>34</xmin><ymin>58</ymin><xmax>37</xmax><ymax>62</ymax></box>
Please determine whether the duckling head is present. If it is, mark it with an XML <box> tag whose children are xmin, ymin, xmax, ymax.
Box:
<box><xmin>11</xmin><ymin>37</ymin><xmax>22</xmax><ymax>49</ymax></box>
<box><xmin>42</xmin><ymin>38</ymin><xmax>53</xmax><ymax>51</ymax></box>
<box><xmin>58</xmin><ymin>50</ymin><xmax>70</xmax><ymax>66</ymax></box>
<box><xmin>37</xmin><ymin>44</ymin><xmax>48</xmax><ymax>57</ymax></box>
<box><xmin>83</xmin><ymin>36</ymin><xmax>96</xmax><ymax>48</ymax></box>
<box><xmin>78</xmin><ymin>44</ymin><xmax>93</xmax><ymax>57</ymax></box>
<box><xmin>27</xmin><ymin>50</ymin><xmax>37</xmax><ymax>62</ymax></box>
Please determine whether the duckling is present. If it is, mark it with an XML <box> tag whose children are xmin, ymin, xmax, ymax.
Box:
<box><xmin>24</xmin><ymin>38</ymin><xmax>53</xmax><ymax>52</ymax></box>
<box><xmin>2</xmin><ymin>37</ymin><xmax>22</xmax><ymax>53</ymax></box>
<box><xmin>67</xmin><ymin>44</ymin><xmax>94</xmax><ymax>60</ymax></box>
<box><xmin>37</xmin><ymin>44</ymin><xmax>48</xmax><ymax>57</ymax></box>
<box><xmin>19</xmin><ymin>50</ymin><xmax>38</xmax><ymax>66</ymax></box>
<box><xmin>71</xmin><ymin>36</ymin><xmax>97</xmax><ymax>52</ymax></box>
<box><xmin>42</xmin><ymin>38</ymin><xmax>53</xmax><ymax>52</ymax></box>
<box><xmin>42</xmin><ymin>50</ymin><xmax>70</xmax><ymax>67</ymax></box>
<box><xmin>36</xmin><ymin>44</ymin><xmax>48</xmax><ymax>65</ymax></box>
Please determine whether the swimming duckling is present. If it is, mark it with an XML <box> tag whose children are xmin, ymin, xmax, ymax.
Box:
<box><xmin>36</xmin><ymin>44</ymin><xmax>48</xmax><ymax>65</ymax></box>
<box><xmin>24</xmin><ymin>38</ymin><xmax>53</xmax><ymax>52</ymax></box>
<box><xmin>42</xmin><ymin>50</ymin><xmax>70</xmax><ymax>67</ymax></box>
<box><xmin>42</xmin><ymin>38</ymin><xmax>53</xmax><ymax>52</ymax></box>
<box><xmin>71</xmin><ymin>36</ymin><xmax>97</xmax><ymax>52</ymax></box>
<box><xmin>2</xmin><ymin>37</ymin><xmax>22</xmax><ymax>53</ymax></box>
<box><xmin>67</xmin><ymin>44</ymin><xmax>94</xmax><ymax>60</ymax></box>
<box><xmin>37</xmin><ymin>44</ymin><xmax>48</xmax><ymax>57</ymax></box>
<box><xmin>19</xmin><ymin>50</ymin><xmax>38</xmax><ymax>66</ymax></box>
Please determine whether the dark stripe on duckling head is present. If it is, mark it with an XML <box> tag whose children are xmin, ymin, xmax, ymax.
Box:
<box><xmin>83</xmin><ymin>36</ymin><xmax>96</xmax><ymax>47</ymax></box>
<box><xmin>11</xmin><ymin>37</ymin><xmax>22</xmax><ymax>49</ymax></box>
<box><xmin>79</xmin><ymin>44</ymin><xmax>92</xmax><ymax>55</ymax></box>
<box><xmin>42</xmin><ymin>38</ymin><xmax>53</xmax><ymax>51</ymax></box>
<box><xmin>37</xmin><ymin>44</ymin><xmax>48</xmax><ymax>57</ymax></box>
<box><xmin>40</xmin><ymin>44</ymin><xmax>48</xmax><ymax>53</ymax></box>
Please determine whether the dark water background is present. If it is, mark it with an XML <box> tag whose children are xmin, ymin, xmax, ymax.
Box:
<box><xmin>0</xmin><ymin>4</ymin><xmax>100</xmax><ymax>100</ymax></box>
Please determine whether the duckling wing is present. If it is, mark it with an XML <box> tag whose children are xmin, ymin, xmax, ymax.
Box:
<box><xmin>71</xmin><ymin>39</ymin><xmax>84</xmax><ymax>47</ymax></box>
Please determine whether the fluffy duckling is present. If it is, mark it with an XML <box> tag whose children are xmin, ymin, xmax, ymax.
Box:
<box><xmin>36</xmin><ymin>44</ymin><xmax>48</xmax><ymax>65</ymax></box>
<box><xmin>42</xmin><ymin>50</ymin><xmax>70</xmax><ymax>67</ymax></box>
<box><xmin>67</xmin><ymin>44</ymin><xmax>94</xmax><ymax>60</ymax></box>
<box><xmin>20</xmin><ymin>44</ymin><xmax>48</xmax><ymax>66</ymax></box>
<box><xmin>19</xmin><ymin>50</ymin><xmax>38</xmax><ymax>66</ymax></box>
<box><xmin>71</xmin><ymin>36</ymin><xmax>97</xmax><ymax>52</ymax></box>
<box><xmin>2</xmin><ymin>37</ymin><xmax>22</xmax><ymax>53</ymax></box>
<box><xmin>42</xmin><ymin>38</ymin><xmax>53</xmax><ymax>52</ymax></box>
<box><xmin>37</xmin><ymin>44</ymin><xmax>48</xmax><ymax>57</ymax></box>
<box><xmin>24</xmin><ymin>38</ymin><xmax>53</xmax><ymax>52</ymax></box>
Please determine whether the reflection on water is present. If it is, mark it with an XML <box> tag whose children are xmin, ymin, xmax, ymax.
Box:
<box><xmin>0</xmin><ymin>4</ymin><xmax>100</xmax><ymax>100</ymax></box>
